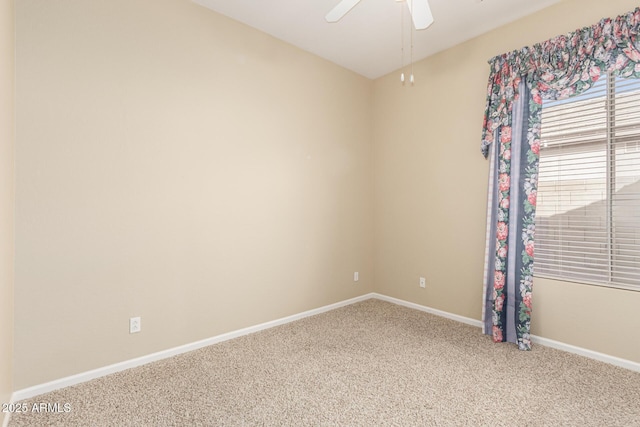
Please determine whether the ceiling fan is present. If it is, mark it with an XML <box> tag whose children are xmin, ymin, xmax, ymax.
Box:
<box><xmin>325</xmin><ymin>0</ymin><xmax>434</xmax><ymax>30</ymax></box>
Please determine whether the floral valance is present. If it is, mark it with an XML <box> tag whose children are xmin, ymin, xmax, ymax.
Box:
<box><xmin>481</xmin><ymin>7</ymin><xmax>640</xmax><ymax>158</ymax></box>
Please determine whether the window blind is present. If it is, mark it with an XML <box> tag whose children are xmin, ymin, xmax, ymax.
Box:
<box><xmin>536</xmin><ymin>74</ymin><xmax>640</xmax><ymax>291</ymax></box>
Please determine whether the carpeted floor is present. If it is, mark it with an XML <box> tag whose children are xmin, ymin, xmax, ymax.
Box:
<box><xmin>8</xmin><ymin>299</ymin><xmax>640</xmax><ymax>426</ymax></box>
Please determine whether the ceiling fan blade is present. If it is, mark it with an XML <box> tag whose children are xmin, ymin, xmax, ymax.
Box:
<box><xmin>325</xmin><ymin>0</ymin><xmax>362</xmax><ymax>23</ymax></box>
<box><xmin>406</xmin><ymin>0</ymin><xmax>434</xmax><ymax>30</ymax></box>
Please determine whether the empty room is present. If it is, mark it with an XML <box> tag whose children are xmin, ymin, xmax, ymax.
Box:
<box><xmin>1</xmin><ymin>0</ymin><xmax>640</xmax><ymax>425</ymax></box>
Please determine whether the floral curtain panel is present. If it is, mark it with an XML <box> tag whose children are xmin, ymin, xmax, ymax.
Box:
<box><xmin>481</xmin><ymin>8</ymin><xmax>640</xmax><ymax>350</ymax></box>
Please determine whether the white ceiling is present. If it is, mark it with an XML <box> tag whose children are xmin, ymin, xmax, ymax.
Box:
<box><xmin>193</xmin><ymin>0</ymin><xmax>561</xmax><ymax>80</ymax></box>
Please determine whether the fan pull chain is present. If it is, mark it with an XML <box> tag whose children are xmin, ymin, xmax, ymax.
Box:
<box><xmin>399</xmin><ymin>0</ymin><xmax>415</xmax><ymax>86</ymax></box>
<box><xmin>400</xmin><ymin>0</ymin><xmax>405</xmax><ymax>85</ymax></box>
<box><xmin>410</xmin><ymin>0</ymin><xmax>414</xmax><ymax>85</ymax></box>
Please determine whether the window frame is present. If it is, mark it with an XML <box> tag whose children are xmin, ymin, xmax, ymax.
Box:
<box><xmin>535</xmin><ymin>73</ymin><xmax>640</xmax><ymax>292</ymax></box>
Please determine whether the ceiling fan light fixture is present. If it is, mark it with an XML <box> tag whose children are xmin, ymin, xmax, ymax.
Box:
<box><xmin>326</xmin><ymin>0</ymin><xmax>433</xmax><ymax>30</ymax></box>
<box><xmin>325</xmin><ymin>0</ymin><xmax>432</xmax><ymax>84</ymax></box>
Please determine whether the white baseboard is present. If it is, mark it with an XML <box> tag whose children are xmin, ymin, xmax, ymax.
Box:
<box><xmin>12</xmin><ymin>292</ymin><xmax>639</xmax><ymax>403</ymax></box>
<box><xmin>370</xmin><ymin>293</ymin><xmax>484</xmax><ymax>328</ymax></box>
<box><xmin>370</xmin><ymin>293</ymin><xmax>640</xmax><ymax>373</ymax></box>
<box><xmin>530</xmin><ymin>335</ymin><xmax>640</xmax><ymax>373</ymax></box>
<box><xmin>12</xmin><ymin>293</ymin><xmax>374</xmax><ymax>402</ymax></box>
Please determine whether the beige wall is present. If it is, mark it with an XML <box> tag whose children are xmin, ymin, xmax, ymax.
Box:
<box><xmin>14</xmin><ymin>0</ymin><xmax>640</xmax><ymax>392</ymax></box>
<box><xmin>15</xmin><ymin>0</ymin><xmax>374</xmax><ymax>389</ymax></box>
<box><xmin>0</xmin><ymin>0</ymin><xmax>15</xmax><ymax>422</ymax></box>
<box><xmin>372</xmin><ymin>0</ymin><xmax>640</xmax><ymax>363</ymax></box>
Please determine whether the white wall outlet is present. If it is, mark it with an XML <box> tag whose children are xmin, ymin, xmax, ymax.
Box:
<box><xmin>129</xmin><ymin>317</ymin><xmax>141</xmax><ymax>334</ymax></box>
<box><xmin>354</xmin><ymin>272</ymin><xmax>359</xmax><ymax>282</ymax></box>
<box><xmin>419</xmin><ymin>277</ymin><xmax>426</xmax><ymax>288</ymax></box>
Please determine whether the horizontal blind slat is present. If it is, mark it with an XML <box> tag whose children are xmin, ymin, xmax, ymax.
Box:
<box><xmin>536</xmin><ymin>73</ymin><xmax>640</xmax><ymax>290</ymax></box>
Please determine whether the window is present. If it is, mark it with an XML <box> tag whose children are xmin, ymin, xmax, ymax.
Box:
<box><xmin>536</xmin><ymin>73</ymin><xmax>640</xmax><ymax>291</ymax></box>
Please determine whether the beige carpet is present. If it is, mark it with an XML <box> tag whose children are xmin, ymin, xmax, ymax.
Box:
<box><xmin>8</xmin><ymin>299</ymin><xmax>640</xmax><ymax>426</ymax></box>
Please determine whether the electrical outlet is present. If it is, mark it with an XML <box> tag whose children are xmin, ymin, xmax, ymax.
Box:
<box><xmin>130</xmin><ymin>317</ymin><xmax>141</xmax><ymax>334</ymax></box>
<box><xmin>419</xmin><ymin>277</ymin><xmax>426</xmax><ymax>288</ymax></box>
<box><xmin>354</xmin><ymin>272</ymin><xmax>359</xmax><ymax>282</ymax></box>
